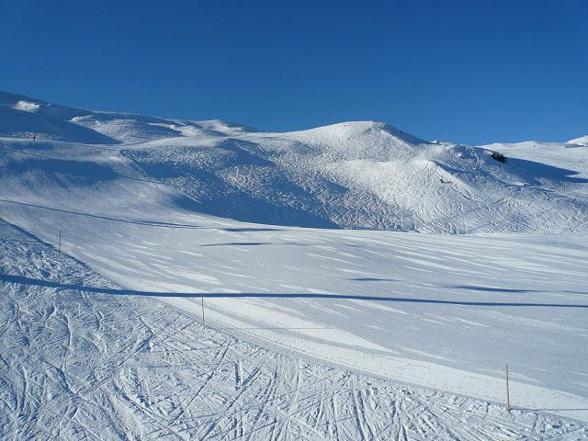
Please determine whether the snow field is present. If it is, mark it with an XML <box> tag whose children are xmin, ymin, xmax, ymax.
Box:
<box><xmin>1</xmin><ymin>221</ymin><xmax>587</xmax><ymax>440</ymax></box>
<box><xmin>1</xmin><ymin>90</ymin><xmax>588</xmax><ymax>438</ymax></box>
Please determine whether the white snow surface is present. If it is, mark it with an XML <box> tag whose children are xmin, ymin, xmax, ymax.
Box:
<box><xmin>2</xmin><ymin>90</ymin><xmax>587</xmax><ymax>233</ymax></box>
<box><xmin>1</xmin><ymin>91</ymin><xmax>588</xmax><ymax>437</ymax></box>
<box><xmin>3</xmin><ymin>221</ymin><xmax>587</xmax><ymax>440</ymax></box>
<box><xmin>569</xmin><ymin>135</ymin><xmax>588</xmax><ymax>146</ymax></box>
<box><xmin>12</xmin><ymin>100</ymin><xmax>41</xmax><ymax>113</ymax></box>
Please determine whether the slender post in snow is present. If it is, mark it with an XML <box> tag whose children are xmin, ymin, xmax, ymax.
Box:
<box><xmin>0</xmin><ymin>201</ymin><xmax>3</xmax><ymax>220</ymax></box>
<box><xmin>505</xmin><ymin>364</ymin><xmax>511</xmax><ymax>412</ymax></box>
<box><xmin>58</xmin><ymin>231</ymin><xmax>62</xmax><ymax>254</ymax></box>
<box><xmin>201</xmin><ymin>295</ymin><xmax>205</xmax><ymax>326</ymax></box>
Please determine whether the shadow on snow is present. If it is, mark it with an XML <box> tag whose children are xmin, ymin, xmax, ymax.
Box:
<box><xmin>2</xmin><ymin>273</ymin><xmax>588</xmax><ymax>309</ymax></box>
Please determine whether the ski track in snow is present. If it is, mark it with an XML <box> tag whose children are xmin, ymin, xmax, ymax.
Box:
<box><xmin>1</xmin><ymin>221</ymin><xmax>587</xmax><ymax>441</ymax></box>
<box><xmin>1</xmin><ymin>91</ymin><xmax>588</xmax><ymax>439</ymax></box>
<box><xmin>2</xmin><ymin>88</ymin><xmax>588</xmax><ymax>235</ymax></box>
<box><xmin>4</xmin><ymin>189</ymin><xmax>587</xmax><ymax>423</ymax></box>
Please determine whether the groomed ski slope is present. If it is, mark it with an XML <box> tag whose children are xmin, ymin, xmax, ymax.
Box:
<box><xmin>1</xmin><ymin>221</ymin><xmax>587</xmax><ymax>440</ymax></box>
<box><xmin>1</xmin><ymin>92</ymin><xmax>588</xmax><ymax>438</ymax></box>
<box><xmin>3</xmin><ymin>182</ymin><xmax>588</xmax><ymax>422</ymax></box>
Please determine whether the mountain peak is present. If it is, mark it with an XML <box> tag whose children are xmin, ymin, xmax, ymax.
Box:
<box><xmin>281</xmin><ymin>120</ymin><xmax>426</xmax><ymax>149</ymax></box>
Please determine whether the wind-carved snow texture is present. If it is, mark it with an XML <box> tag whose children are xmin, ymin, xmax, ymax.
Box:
<box><xmin>1</xmin><ymin>221</ymin><xmax>587</xmax><ymax>440</ymax></box>
<box><xmin>119</xmin><ymin>124</ymin><xmax>588</xmax><ymax>232</ymax></box>
<box><xmin>1</xmin><ymin>90</ymin><xmax>587</xmax><ymax>233</ymax></box>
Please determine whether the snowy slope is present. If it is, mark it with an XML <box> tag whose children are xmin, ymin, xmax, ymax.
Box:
<box><xmin>5</xmin><ymin>221</ymin><xmax>587</xmax><ymax>440</ymax></box>
<box><xmin>1</xmin><ymin>91</ymin><xmax>588</xmax><ymax>435</ymax></box>
<box><xmin>119</xmin><ymin>122</ymin><xmax>588</xmax><ymax>232</ymax></box>
<box><xmin>0</xmin><ymin>90</ymin><xmax>202</xmax><ymax>144</ymax></box>
<box><xmin>569</xmin><ymin>135</ymin><xmax>588</xmax><ymax>146</ymax></box>
<box><xmin>2</xmin><ymin>90</ymin><xmax>587</xmax><ymax>233</ymax></box>
<box><xmin>4</xmin><ymin>188</ymin><xmax>588</xmax><ymax>421</ymax></box>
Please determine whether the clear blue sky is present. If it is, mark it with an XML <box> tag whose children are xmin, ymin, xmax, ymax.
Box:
<box><xmin>1</xmin><ymin>0</ymin><xmax>587</xmax><ymax>144</ymax></box>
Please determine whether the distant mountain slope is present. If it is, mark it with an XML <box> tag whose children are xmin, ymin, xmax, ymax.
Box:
<box><xmin>0</xmin><ymin>90</ymin><xmax>202</xmax><ymax>144</ymax></box>
<box><xmin>0</xmin><ymin>91</ymin><xmax>118</xmax><ymax>144</ymax></box>
<box><xmin>569</xmin><ymin>134</ymin><xmax>588</xmax><ymax>145</ymax></box>
<box><xmin>1</xmin><ymin>91</ymin><xmax>587</xmax><ymax>232</ymax></box>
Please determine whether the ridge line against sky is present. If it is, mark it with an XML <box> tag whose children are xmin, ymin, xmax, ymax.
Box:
<box><xmin>1</xmin><ymin>0</ymin><xmax>587</xmax><ymax>144</ymax></box>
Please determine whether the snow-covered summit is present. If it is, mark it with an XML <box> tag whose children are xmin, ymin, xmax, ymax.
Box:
<box><xmin>0</xmin><ymin>90</ymin><xmax>117</xmax><ymax>144</ymax></box>
<box><xmin>283</xmin><ymin>120</ymin><xmax>425</xmax><ymax>146</ymax></box>
<box><xmin>1</xmin><ymin>91</ymin><xmax>587</xmax><ymax>233</ymax></box>
<box><xmin>0</xmin><ymin>90</ymin><xmax>195</xmax><ymax>144</ymax></box>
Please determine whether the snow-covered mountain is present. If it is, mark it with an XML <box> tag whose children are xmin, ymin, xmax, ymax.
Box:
<box><xmin>2</xmin><ymin>90</ymin><xmax>587</xmax><ymax>233</ymax></box>
<box><xmin>2</xmin><ymin>91</ymin><xmax>588</xmax><ymax>438</ymax></box>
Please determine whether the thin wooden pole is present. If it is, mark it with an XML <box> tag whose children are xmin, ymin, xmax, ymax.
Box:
<box><xmin>58</xmin><ymin>231</ymin><xmax>62</xmax><ymax>254</ymax></box>
<box><xmin>201</xmin><ymin>295</ymin><xmax>205</xmax><ymax>326</ymax></box>
<box><xmin>505</xmin><ymin>364</ymin><xmax>511</xmax><ymax>412</ymax></box>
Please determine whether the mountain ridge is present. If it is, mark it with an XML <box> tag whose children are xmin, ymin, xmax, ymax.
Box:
<box><xmin>1</xmin><ymin>90</ymin><xmax>587</xmax><ymax>233</ymax></box>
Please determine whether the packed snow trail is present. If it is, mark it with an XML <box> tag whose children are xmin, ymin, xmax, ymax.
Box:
<box><xmin>1</xmin><ymin>221</ymin><xmax>587</xmax><ymax>440</ymax></box>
